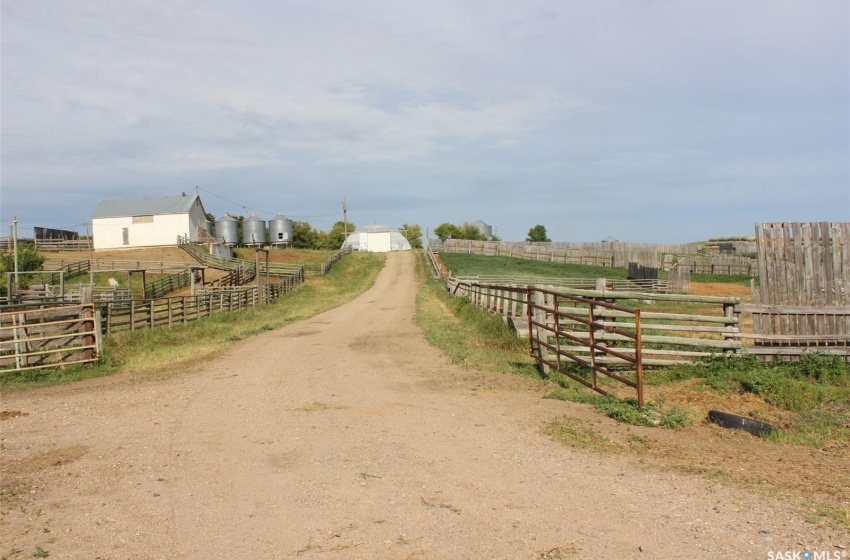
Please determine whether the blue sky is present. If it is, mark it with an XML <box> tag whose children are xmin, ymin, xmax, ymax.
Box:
<box><xmin>1</xmin><ymin>0</ymin><xmax>848</xmax><ymax>243</ymax></box>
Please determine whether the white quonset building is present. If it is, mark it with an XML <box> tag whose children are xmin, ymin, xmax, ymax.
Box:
<box><xmin>91</xmin><ymin>194</ymin><xmax>210</xmax><ymax>250</ymax></box>
<box><xmin>343</xmin><ymin>224</ymin><xmax>412</xmax><ymax>252</ymax></box>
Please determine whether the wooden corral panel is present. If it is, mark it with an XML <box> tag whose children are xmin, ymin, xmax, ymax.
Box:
<box><xmin>0</xmin><ymin>304</ymin><xmax>100</xmax><ymax>372</ymax></box>
<box><xmin>753</xmin><ymin>222</ymin><xmax>850</xmax><ymax>343</ymax></box>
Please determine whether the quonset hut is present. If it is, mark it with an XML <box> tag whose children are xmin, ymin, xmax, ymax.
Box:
<box><xmin>342</xmin><ymin>224</ymin><xmax>411</xmax><ymax>252</ymax></box>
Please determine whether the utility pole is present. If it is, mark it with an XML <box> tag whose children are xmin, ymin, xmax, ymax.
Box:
<box><xmin>12</xmin><ymin>217</ymin><xmax>19</xmax><ymax>290</ymax></box>
<box><xmin>85</xmin><ymin>223</ymin><xmax>95</xmax><ymax>285</ymax></box>
<box><xmin>342</xmin><ymin>197</ymin><xmax>348</xmax><ymax>248</ymax></box>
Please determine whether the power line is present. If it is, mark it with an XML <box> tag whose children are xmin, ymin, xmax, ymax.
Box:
<box><xmin>196</xmin><ymin>186</ymin><xmax>343</xmax><ymax>220</ymax></box>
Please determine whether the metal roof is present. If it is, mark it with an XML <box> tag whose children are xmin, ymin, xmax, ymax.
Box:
<box><xmin>355</xmin><ymin>224</ymin><xmax>396</xmax><ymax>233</ymax></box>
<box><xmin>92</xmin><ymin>195</ymin><xmax>204</xmax><ymax>218</ymax></box>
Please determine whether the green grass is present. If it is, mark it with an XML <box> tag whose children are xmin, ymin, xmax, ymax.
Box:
<box><xmin>233</xmin><ymin>247</ymin><xmax>336</xmax><ymax>267</ymax></box>
<box><xmin>439</xmin><ymin>252</ymin><xmax>629</xmax><ymax>280</ymax></box>
<box><xmin>1</xmin><ymin>252</ymin><xmax>386</xmax><ymax>391</ymax></box>
<box><xmin>651</xmin><ymin>353</ymin><xmax>850</xmax><ymax>446</ymax></box>
<box><xmin>541</xmin><ymin>417</ymin><xmax>623</xmax><ymax>452</ymax></box>
<box><xmin>690</xmin><ymin>272</ymin><xmax>757</xmax><ymax>286</ymax></box>
<box><xmin>543</xmin><ymin>390</ymin><xmax>692</xmax><ymax>429</ymax></box>
<box><xmin>415</xmin><ymin>277</ymin><xmax>538</xmax><ymax>377</ymax></box>
<box><xmin>440</xmin><ymin>251</ymin><xmax>756</xmax><ymax>286</ymax></box>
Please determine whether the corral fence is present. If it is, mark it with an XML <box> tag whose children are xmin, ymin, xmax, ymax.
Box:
<box><xmin>144</xmin><ymin>269</ymin><xmax>196</xmax><ymax>299</ymax></box>
<box><xmin>1</xmin><ymin>270</ymin><xmax>306</xmax><ymax>373</ymax></box>
<box><xmin>320</xmin><ymin>246</ymin><xmax>353</xmax><ymax>274</ymax></box>
<box><xmin>0</xmin><ymin>303</ymin><xmax>101</xmax><ymax>373</ymax></box>
<box><xmin>445</xmin><ymin>277</ymin><xmax>850</xmax><ymax>404</ymax></box>
<box><xmin>752</xmin><ymin>222</ymin><xmax>849</xmax><ymax>344</ymax></box>
<box><xmin>425</xmin><ymin>246</ymin><xmax>443</xmax><ymax>279</ymax></box>
<box><xmin>435</xmin><ymin>239</ymin><xmax>757</xmax><ymax>277</ymax></box>
<box><xmin>451</xmin><ymin>274</ymin><xmax>665</xmax><ymax>293</ymax></box>
<box><xmin>0</xmin><ymin>239</ymin><xmax>93</xmax><ymax>253</ymax></box>
<box><xmin>664</xmin><ymin>254</ymin><xmax>756</xmax><ymax>275</ymax></box>
<box><xmin>101</xmin><ymin>276</ymin><xmax>303</xmax><ymax>335</ymax></box>
<box><xmin>177</xmin><ymin>236</ymin><xmax>305</xmax><ymax>277</ymax></box>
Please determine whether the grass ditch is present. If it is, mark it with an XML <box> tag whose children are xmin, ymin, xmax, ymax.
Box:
<box><xmin>1</xmin><ymin>252</ymin><xmax>386</xmax><ymax>391</ymax></box>
<box><xmin>415</xmin><ymin>277</ymin><xmax>538</xmax><ymax>378</ymax></box>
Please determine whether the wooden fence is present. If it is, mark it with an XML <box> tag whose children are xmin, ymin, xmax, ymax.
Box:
<box><xmin>752</xmin><ymin>222</ymin><xmax>850</xmax><ymax>343</ymax></box>
<box><xmin>0</xmin><ymin>304</ymin><xmax>101</xmax><ymax>373</ymax></box>
<box><xmin>100</xmin><ymin>276</ymin><xmax>302</xmax><ymax>335</ymax></box>
<box><xmin>440</xmin><ymin>239</ymin><xmax>616</xmax><ymax>266</ymax></box>
<box><xmin>663</xmin><ymin>254</ymin><xmax>756</xmax><ymax>275</ymax></box>
<box><xmin>447</xmin><ymin>279</ymin><xmax>850</xmax><ymax>370</ymax></box>
<box><xmin>0</xmin><ymin>239</ymin><xmax>91</xmax><ymax>253</ymax></box>
<box><xmin>177</xmin><ymin>236</ymin><xmax>306</xmax><ymax>277</ymax></box>
<box><xmin>145</xmin><ymin>269</ymin><xmax>194</xmax><ymax>299</ymax></box>
<box><xmin>437</xmin><ymin>239</ymin><xmax>757</xmax><ymax>275</ymax></box>
<box><xmin>451</xmin><ymin>274</ymin><xmax>667</xmax><ymax>293</ymax></box>
<box><xmin>320</xmin><ymin>246</ymin><xmax>352</xmax><ymax>274</ymax></box>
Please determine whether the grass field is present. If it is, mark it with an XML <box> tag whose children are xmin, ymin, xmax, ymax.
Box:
<box><xmin>439</xmin><ymin>252</ymin><xmax>630</xmax><ymax>280</ymax></box>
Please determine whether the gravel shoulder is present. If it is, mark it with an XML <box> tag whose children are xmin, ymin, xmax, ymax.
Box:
<box><xmin>1</xmin><ymin>251</ymin><xmax>847</xmax><ymax>559</ymax></box>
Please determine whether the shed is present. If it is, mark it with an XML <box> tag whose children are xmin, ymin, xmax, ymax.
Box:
<box><xmin>342</xmin><ymin>224</ymin><xmax>412</xmax><ymax>252</ymax></box>
<box><xmin>91</xmin><ymin>194</ymin><xmax>209</xmax><ymax>250</ymax></box>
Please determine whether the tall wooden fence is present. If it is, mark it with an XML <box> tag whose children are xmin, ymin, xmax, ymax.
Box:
<box><xmin>437</xmin><ymin>239</ymin><xmax>756</xmax><ymax>275</ymax></box>
<box><xmin>753</xmin><ymin>222</ymin><xmax>850</xmax><ymax>343</ymax></box>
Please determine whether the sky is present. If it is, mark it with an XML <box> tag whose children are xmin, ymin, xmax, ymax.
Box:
<box><xmin>1</xmin><ymin>0</ymin><xmax>848</xmax><ymax>243</ymax></box>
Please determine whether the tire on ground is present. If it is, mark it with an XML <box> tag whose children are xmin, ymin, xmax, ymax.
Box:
<box><xmin>707</xmin><ymin>410</ymin><xmax>775</xmax><ymax>438</ymax></box>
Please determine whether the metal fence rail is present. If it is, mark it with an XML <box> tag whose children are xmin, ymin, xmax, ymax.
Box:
<box><xmin>530</xmin><ymin>288</ymin><xmax>645</xmax><ymax>406</ymax></box>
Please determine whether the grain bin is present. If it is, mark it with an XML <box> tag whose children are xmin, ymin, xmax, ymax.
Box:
<box><xmin>242</xmin><ymin>215</ymin><xmax>267</xmax><ymax>246</ymax></box>
<box><xmin>269</xmin><ymin>213</ymin><xmax>294</xmax><ymax>247</ymax></box>
<box><xmin>216</xmin><ymin>215</ymin><xmax>239</xmax><ymax>246</ymax></box>
<box><xmin>473</xmin><ymin>220</ymin><xmax>492</xmax><ymax>238</ymax></box>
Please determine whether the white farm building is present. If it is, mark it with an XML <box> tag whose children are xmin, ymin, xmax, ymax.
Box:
<box><xmin>343</xmin><ymin>224</ymin><xmax>411</xmax><ymax>252</ymax></box>
<box><xmin>91</xmin><ymin>194</ymin><xmax>210</xmax><ymax>250</ymax></box>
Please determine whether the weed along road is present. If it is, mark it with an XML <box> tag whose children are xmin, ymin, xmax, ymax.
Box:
<box><xmin>1</xmin><ymin>252</ymin><xmax>844</xmax><ymax>559</ymax></box>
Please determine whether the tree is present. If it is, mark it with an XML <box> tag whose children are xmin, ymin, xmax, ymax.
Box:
<box><xmin>291</xmin><ymin>221</ymin><xmax>319</xmax><ymax>249</ymax></box>
<box><xmin>459</xmin><ymin>222</ymin><xmax>487</xmax><ymax>241</ymax></box>
<box><xmin>400</xmin><ymin>224</ymin><xmax>423</xmax><ymax>249</ymax></box>
<box><xmin>526</xmin><ymin>225</ymin><xmax>551</xmax><ymax>243</ymax></box>
<box><xmin>320</xmin><ymin>221</ymin><xmax>355</xmax><ymax>250</ymax></box>
<box><xmin>205</xmin><ymin>213</ymin><xmax>217</xmax><ymax>237</ymax></box>
<box><xmin>0</xmin><ymin>244</ymin><xmax>45</xmax><ymax>292</ymax></box>
<box><xmin>434</xmin><ymin>223</ymin><xmax>463</xmax><ymax>242</ymax></box>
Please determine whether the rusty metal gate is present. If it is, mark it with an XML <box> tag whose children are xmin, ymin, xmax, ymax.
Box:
<box><xmin>527</xmin><ymin>288</ymin><xmax>645</xmax><ymax>407</ymax></box>
<box><xmin>447</xmin><ymin>279</ymin><xmax>646</xmax><ymax>407</ymax></box>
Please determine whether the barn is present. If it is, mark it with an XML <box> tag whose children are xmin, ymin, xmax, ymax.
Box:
<box><xmin>342</xmin><ymin>224</ymin><xmax>412</xmax><ymax>252</ymax></box>
<box><xmin>91</xmin><ymin>194</ymin><xmax>210</xmax><ymax>250</ymax></box>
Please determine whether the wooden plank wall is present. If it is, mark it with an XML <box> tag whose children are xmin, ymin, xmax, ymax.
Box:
<box><xmin>439</xmin><ymin>239</ymin><xmax>756</xmax><ymax>272</ymax></box>
<box><xmin>753</xmin><ymin>222</ymin><xmax>850</xmax><ymax>340</ymax></box>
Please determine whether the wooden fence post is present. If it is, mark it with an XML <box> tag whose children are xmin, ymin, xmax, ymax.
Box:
<box><xmin>81</xmin><ymin>287</ymin><xmax>95</xmax><ymax>367</ymax></box>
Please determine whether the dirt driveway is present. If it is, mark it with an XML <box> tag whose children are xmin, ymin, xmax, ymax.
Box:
<box><xmin>1</xmin><ymin>252</ymin><xmax>847</xmax><ymax>559</ymax></box>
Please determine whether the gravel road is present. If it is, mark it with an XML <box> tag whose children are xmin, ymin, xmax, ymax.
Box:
<box><xmin>1</xmin><ymin>251</ymin><xmax>846</xmax><ymax>559</ymax></box>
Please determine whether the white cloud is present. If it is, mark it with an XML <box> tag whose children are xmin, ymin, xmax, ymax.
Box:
<box><xmin>1</xmin><ymin>0</ymin><xmax>847</xmax><ymax>241</ymax></box>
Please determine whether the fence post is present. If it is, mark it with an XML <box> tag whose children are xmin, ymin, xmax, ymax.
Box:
<box><xmin>81</xmin><ymin>287</ymin><xmax>95</xmax><ymax>367</ymax></box>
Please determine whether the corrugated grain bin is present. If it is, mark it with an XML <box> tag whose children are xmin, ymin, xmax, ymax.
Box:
<box><xmin>243</xmin><ymin>215</ymin><xmax>267</xmax><ymax>246</ymax></box>
<box><xmin>216</xmin><ymin>215</ymin><xmax>239</xmax><ymax>246</ymax></box>
<box><xmin>269</xmin><ymin>214</ymin><xmax>294</xmax><ymax>246</ymax></box>
<box><xmin>473</xmin><ymin>220</ymin><xmax>492</xmax><ymax>238</ymax></box>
